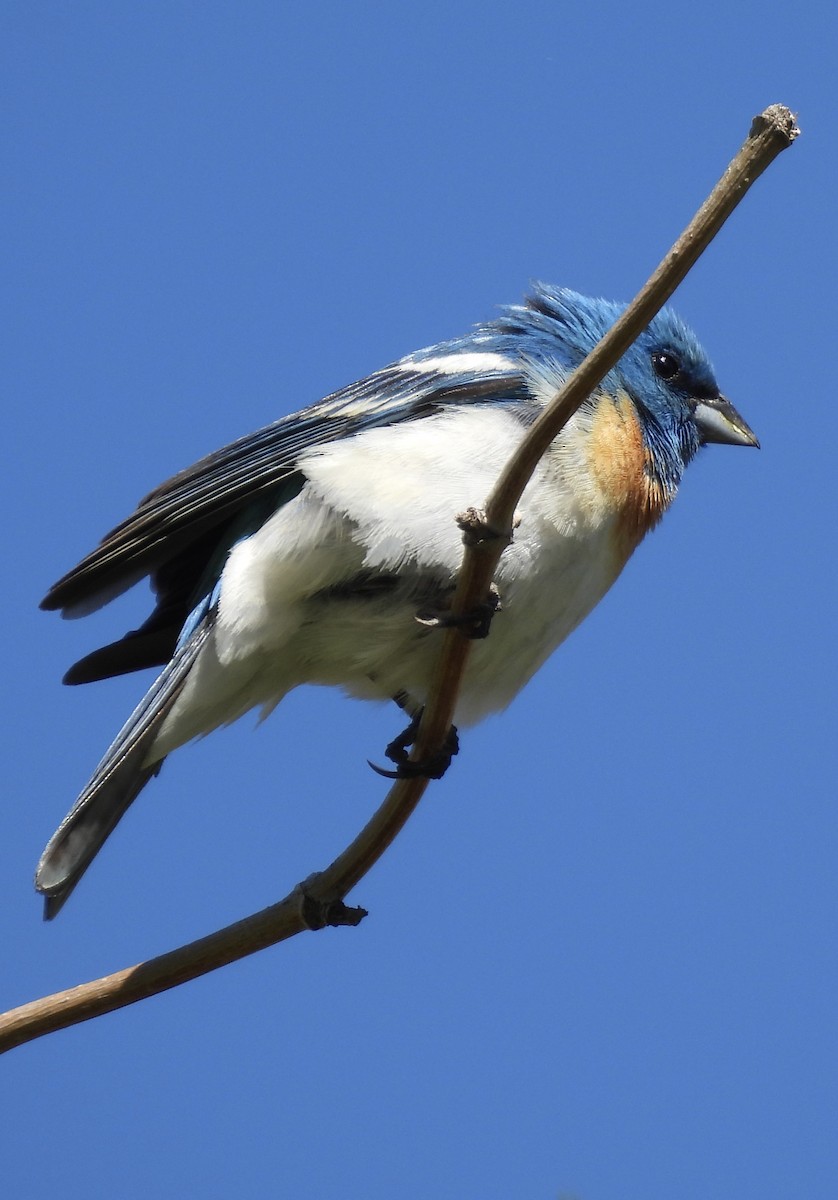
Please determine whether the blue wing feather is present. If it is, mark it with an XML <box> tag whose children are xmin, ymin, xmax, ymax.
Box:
<box><xmin>42</xmin><ymin>360</ymin><xmax>529</xmax><ymax>618</ymax></box>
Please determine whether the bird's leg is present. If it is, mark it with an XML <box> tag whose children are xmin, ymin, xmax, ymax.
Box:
<box><xmin>368</xmin><ymin>696</ymin><xmax>460</xmax><ymax>780</ymax></box>
<box><xmin>383</xmin><ymin>709</ymin><xmax>422</xmax><ymax>765</ymax></box>
<box><xmin>415</xmin><ymin>582</ymin><xmax>502</xmax><ymax>640</ymax></box>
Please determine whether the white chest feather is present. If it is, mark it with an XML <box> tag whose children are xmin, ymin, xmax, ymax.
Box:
<box><xmin>233</xmin><ymin>405</ymin><xmax>635</xmax><ymax>710</ymax></box>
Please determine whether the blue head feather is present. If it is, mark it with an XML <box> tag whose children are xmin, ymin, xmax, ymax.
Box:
<box><xmin>468</xmin><ymin>283</ymin><xmax>722</xmax><ymax>491</ymax></box>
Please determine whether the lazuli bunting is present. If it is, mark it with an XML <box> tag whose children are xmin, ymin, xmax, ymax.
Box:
<box><xmin>36</xmin><ymin>285</ymin><xmax>758</xmax><ymax>917</ymax></box>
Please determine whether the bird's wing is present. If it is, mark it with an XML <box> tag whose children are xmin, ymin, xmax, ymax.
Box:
<box><xmin>42</xmin><ymin>359</ymin><xmax>530</xmax><ymax>615</ymax></box>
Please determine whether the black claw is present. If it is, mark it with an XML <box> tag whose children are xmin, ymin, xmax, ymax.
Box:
<box><xmin>367</xmin><ymin>751</ymin><xmax>457</xmax><ymax>781</ymax></box>
<box><xmin>368</xmin><ymin>758</ymin><xmax>402</xmax><ymax>779</ymax></box>
<box><xmin>368</xmin><ymin>758</ymin><xmax>446</xmax><ymax>780</ymax></box>
<box><xmin>369</xmin><ymin>711</ymin><xmax>460</xmax><ymax>780</ymax></box>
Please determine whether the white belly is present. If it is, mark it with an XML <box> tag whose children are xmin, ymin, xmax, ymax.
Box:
<box><xmin>151</xmin><ymin>402</ymin><xmax>632</xmax><ymax>756</ymax></box>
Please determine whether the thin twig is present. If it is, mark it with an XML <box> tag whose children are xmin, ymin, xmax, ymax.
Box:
<box><xmin>0</xmin><ymin>105</ymin><xmax>798</xmax><ymax>1055</ymax></box>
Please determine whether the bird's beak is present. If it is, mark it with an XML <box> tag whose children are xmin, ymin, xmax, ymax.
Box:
<box><xmin>694</xmin><ymin>395</ymin><xmax>760</xmax><ymax>448</ymax></box>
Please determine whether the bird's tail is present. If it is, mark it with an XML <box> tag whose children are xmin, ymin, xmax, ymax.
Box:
<box><xmin>36</xmin><ymin>615</ymin><xmax>213</xmax><ymax>919</ymax></box>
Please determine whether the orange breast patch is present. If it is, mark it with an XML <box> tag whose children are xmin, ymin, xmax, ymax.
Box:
<box><xmin>587</xmin><ymin>391</ymin><xmax>672</xmax><ymax>560</ymax></box>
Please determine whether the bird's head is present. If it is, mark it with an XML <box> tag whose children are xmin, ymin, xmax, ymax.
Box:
<box><xmin>491</xmin><ymin>285</ymin><xmax>758</xmax><ymax>488</ymax></box>
<box><xmin>620</xmin><ymin>301</ymin><xmax>759</xmax><ymax>459</ymax></box>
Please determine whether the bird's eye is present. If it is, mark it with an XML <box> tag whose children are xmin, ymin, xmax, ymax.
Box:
<box><xmin>652</xmin><ymin>350</ymin><xmax>682</xmax><ymax>382</ymax></box>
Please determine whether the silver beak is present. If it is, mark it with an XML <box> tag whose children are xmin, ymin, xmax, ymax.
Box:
<box><xmin>694</xmin><ymin>394</ymin><xmax>760</xmax><ymax>448</ymax></box>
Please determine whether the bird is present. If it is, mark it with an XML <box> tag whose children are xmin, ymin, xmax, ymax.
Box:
<box><xmin>35</xmin><ymin>284</ymin><xmax>758</xmax><ymax>918</ymax></box>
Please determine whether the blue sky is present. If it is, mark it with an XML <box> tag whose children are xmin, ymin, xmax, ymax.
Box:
<box><xmin>3</xmin><ymin>4</ymin><xmax>836</xmax><ymax>1198</ymax></box>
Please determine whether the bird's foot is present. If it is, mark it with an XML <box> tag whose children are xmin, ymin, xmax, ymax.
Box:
<box><xmin>415</xmin><ymin>583</ymin><xmax>501</xmax><ymax>640</ymax></box>
<box><xmin>369</xmin><ymin>709</ymin><xmax>460</xmax><ymax>780</ymax></box>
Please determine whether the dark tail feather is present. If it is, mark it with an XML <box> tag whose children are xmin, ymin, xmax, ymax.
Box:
<box><xmin>62</xmin><ymin>626</ymin><xmax>176</xmax><ymax>685</ymax></box>
<box><xmin>36</xmin><ymin>615</ymin><xmax>213</xmax><ymax>919</ymax></box>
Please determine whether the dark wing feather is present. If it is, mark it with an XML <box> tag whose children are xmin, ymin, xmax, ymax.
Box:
<box><xmin>42</xmin><ymin>365</ymin><xmax>530</xmax><ymax>616</ymax></box>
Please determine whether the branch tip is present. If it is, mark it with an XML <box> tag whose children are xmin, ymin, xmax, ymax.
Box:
<box><xmin>750</xmin><ymin>104</ymin><xmax>800</xmax><ymax>145</ymax></box>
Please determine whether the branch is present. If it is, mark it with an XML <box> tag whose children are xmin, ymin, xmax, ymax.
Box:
<box><xmin>0</xmin><ymin>104</ymin><xmax>798</xmax><ymax>1055</ymax></box>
